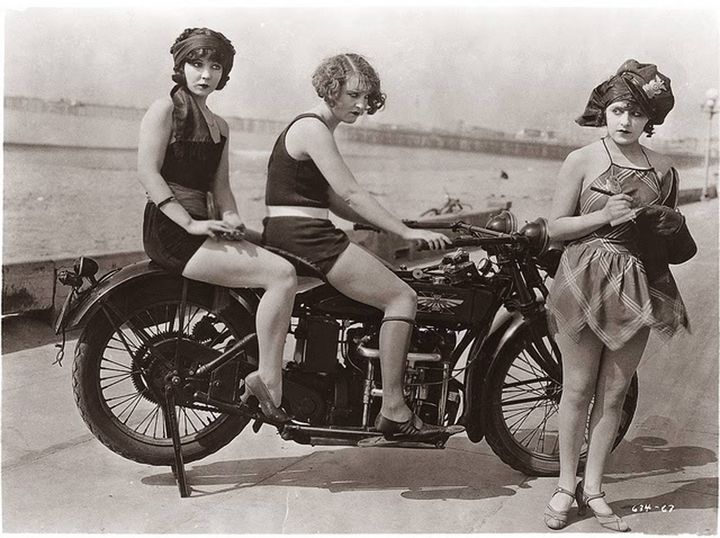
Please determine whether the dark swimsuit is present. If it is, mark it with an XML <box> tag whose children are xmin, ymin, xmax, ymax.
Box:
<box><xmin>262</xmin><ymin>113</ymin><xmax>351</xmax><ymax>274</ymax></box>
<box><xmin>142</xmin><ymin>91</ymin><xmax>226</xmax><ymax>274</ymax></box>
<box><xmin>546</xmin><ymin>138</ymin><xmax>688</xmax><ymax>350</ymax></box>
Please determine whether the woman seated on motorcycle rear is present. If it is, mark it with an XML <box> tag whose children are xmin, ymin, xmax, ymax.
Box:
<box><xmin>543</xmin><ymin>60</ymin><xmax>690</xmax><ymax>532</ymax></box>
<box><xmin>137</xmin><ymin>27</ymin><xmax>296</xmax><ymax>423</ymax></box>
<box><xmin>262</xmin><ymin>53</ymin><xmax>452</xmax><ymax>439</ymax></box>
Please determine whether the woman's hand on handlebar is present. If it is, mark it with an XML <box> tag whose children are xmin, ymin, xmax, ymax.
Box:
<box><xmin>221</xmin><ymin>213</ymin><xmax>247</xmax><ymax>240</ymax></box>
<box><xmin>185</xmin><ymin>219</ymin><xmax>243</xmax><ymax>240</ymax></box>
<box><xmin>402</xmin><ymin>228</ymin><xmax>453</xmax><ymax>250</ymax></box>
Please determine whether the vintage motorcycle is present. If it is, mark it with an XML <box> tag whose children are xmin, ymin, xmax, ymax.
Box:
<box><xmin>54</xmin><ymin>212</ymin><xmax>638</xmax><ymax>497</ymax></box>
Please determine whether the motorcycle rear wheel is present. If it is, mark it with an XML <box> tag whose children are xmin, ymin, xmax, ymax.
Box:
<box><xmin>72</xmin><ymin>279</ymin><xmax>256</xmax><ymax>466</ymax></box>
<box><xmin>484</xmin><ymin>326</ymin><xmax>638</xmax><ymax>477</ymax></box>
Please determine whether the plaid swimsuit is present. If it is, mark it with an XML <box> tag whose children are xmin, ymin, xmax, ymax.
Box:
<box><xmin>546</xmin><ymin>139</ymin><xmax>689</xmax><ymax>350</ymax></box>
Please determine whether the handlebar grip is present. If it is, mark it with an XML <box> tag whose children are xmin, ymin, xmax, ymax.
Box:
<box><xmin>450</xmin><ymin>237</ymin><xmax>485</xmax><ymax>247</ymax></box>
<box><xmin>353</xmin><ymin>220</ymin><xmax>456</xmax><ymax>232</ymax></box>
<box><xmin>351</xmin><ymin>225</ymin><xmax>493</xmax><ymax>250</ymax></box>
<box><xmin>403</xmin><ymin>219</ymin><xmax>455</xmax><ymax>230</ymax></box>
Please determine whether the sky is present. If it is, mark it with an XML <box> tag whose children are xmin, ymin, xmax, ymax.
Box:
<box><xmin>3</xmin><ymin>3</ymin><xmax>719</xmax><ymax>141</ymax></box>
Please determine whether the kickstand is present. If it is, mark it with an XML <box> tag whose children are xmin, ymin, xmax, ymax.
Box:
<box><xmin>162</xmin><ymin>387</ymin><xmax>190</xmax><ymax>497</ymax></box>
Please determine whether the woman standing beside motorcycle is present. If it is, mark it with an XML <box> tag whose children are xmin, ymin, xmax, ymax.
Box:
<box><xmin>262</xmin><ymin>53</ymin><xmax>452</xmax><ymax>439</ymax></box>
<box><xmin>137</xmin><ymin>27</ymin><xmax>296</xmax><ymax>422</ymax></box>
<box><xmin>543</xmin><ymin>60</ymin><xmax>690</xmax><ymax>531</ymax></box>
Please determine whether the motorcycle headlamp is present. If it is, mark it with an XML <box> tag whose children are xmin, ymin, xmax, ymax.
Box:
<box><xmin>486</xmin><ymin>210</ymin><xmax>518</xmax><ymax>234</ymax></box>
<box><xmin>519</xmin><ymin>217</ymin><xmax>550</xmax><ymax>257</ymax></box>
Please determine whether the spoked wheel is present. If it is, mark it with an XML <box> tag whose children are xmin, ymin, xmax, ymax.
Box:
<box><xmin>484</xmin><ymin>325</ymin><xmax>638</xmax><ymax>476</ymax></box>
<box><xmin>73</xmin><ymin>278</ymin><xmax>257</xmax><ymax>466</ymax></box>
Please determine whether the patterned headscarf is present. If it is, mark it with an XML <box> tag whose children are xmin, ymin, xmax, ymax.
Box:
<box><xmin>170</xmin><ymin>29</ymin><xmax>235</xmax><ymax>91</ymax></box>
<box><xmin>576</xmin><ymin>59</ymin><xmax>674</xmax><ymax>127</ymax></box>
<box><xmin>168</xmin><ymin>30</ymin><xmax>234</xmax><ymax>153</ymax></box>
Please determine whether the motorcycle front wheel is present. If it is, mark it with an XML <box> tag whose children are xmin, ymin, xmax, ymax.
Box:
<box><xmin>73</xmin><ymin>278</ymin><xmax>256</xmax><ymax>466</ymax></box>
<box><xmin>483</xmin><ymin>325</ymin><xmax>638</xmax><ymax>477</ymax></box>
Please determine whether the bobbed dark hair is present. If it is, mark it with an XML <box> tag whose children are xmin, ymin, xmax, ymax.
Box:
<box><xmin>170</xmin><ymin>28</ymin><xmax>235</xmax><ymax>91</ymax></box>
<box><xmin>311</xmin><ymin>53</ymin><xmax>386</xmax><ymax>115</ymax></box>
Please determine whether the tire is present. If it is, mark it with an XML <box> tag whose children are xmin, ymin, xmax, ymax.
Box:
<box><xmin>72</xmin><ymin>278</ymin><xmax>257</xmax><ymax>466</ymax></box>
<box><xmin>483</xmin><ymin>325</ymin><xmax>638</xmax><ymax>476</ymax></box>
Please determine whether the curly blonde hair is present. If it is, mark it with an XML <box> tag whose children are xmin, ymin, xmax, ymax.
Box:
<box><xmin>311</xmin><ymin>53</ymin><xmax>386</xmax><ymax>115</ymax></box>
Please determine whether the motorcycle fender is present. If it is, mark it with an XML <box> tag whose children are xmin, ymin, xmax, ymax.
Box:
<box><xmin>463</xmin><ymin>307</ymin><xmax>528</xmax><ymax>442</ymax></box>
<box><xmin>58</xmin><ymin>261</ymin><xmax>171</xmax><ymax>332</ymax></box>
<box><xmin>59</xmin><ymin>260</ymin><xmax>259</xmax><ymax>332</ymax></box>
<box><xmin>490</xmin><ymin>309</ymin><xmax>531</xmax><ymax>363</ymax></box>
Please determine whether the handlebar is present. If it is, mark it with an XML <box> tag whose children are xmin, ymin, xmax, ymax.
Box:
<box><xmin>353</xmin><ymin>219</ymin><xmax>527</xmax><ymax>250</ymax></box>
<box><xmin>353</xmin><ymin>217</ymin><xmax>555</xmax><ymax>280</ymax></box>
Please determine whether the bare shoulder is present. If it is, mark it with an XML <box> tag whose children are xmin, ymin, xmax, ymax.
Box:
<box><xmin>574</xmin><ymin>140</ymin><xmax>606</xmax><ymax>159</ymax></box>
<box><xmin>564</xmin><ymin>146</ymin><xmax>588</xmax><ymax>166</ymax></box>
<box><xmin>291</xmin><ymin>115</ymin><xmax>331</xmax><ymax>137</ymax></box>
<box><xmin>143</xmin><ymin>96</ymin><xmax>173</xmax><ymax>123</ymax></box>
<box><xmin>287</xmin><ymin>115</ymin><xmax>335</xmax><ymax>156</ymax></box>
<box><xmin>148</xmin><ymin>96</ymin><xmax>174</xmax><ymax>114</ymax></box>
<box><xmin>643</xmin><ymin>145</ymin><xmax>674</xmax><ymax>176</ymax></box>
<box><xmin>562</xmin><ymin>141</ymin><xmax>603</xmax><ymax>172</ymax></box>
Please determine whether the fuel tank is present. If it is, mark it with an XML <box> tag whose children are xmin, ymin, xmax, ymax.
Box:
<box><xmin>295</xmin><ymin>279</ymin><xmax>498</xmax><ymax>327</ymax></box>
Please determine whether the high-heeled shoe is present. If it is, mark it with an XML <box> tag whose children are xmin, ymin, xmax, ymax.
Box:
<box><xmin>243</xmin><ymin>372</ymin><xmax>291</xmax><ymax>423</ymax></box>
<box><xmin>575</xmin><ymin>482</ymin><xmax>630</xmax><ymax>532</ymax></box>
<box><xmin>543</xmin><ymin>486</ymin><xmax>576</xmax><ymax>530</ymax></box>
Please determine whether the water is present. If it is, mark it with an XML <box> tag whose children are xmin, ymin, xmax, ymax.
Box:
<box><xmin>2</xmin><ymin>132</ymin><xmax>708</xmax><ymax>264</ymax></box>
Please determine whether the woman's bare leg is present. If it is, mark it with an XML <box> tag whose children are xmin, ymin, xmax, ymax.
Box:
<box><xmin>326</xmin><ymin>243</ymin><xmax>417</xmax><ymax>422</ymax></box>
<box><xmin>582</xmin><ymin>327</ymin><xmax>649</xmax><ymax>513</ymax></box>
<box><xmin>182</xmin><ymin>238</ymin><xmax>297</xmax><ymax>405</ymax></box>
<box><xmin>548</xmin><ymin>327</ymin><xmax>604</xmax><ymax>513</ymax></box>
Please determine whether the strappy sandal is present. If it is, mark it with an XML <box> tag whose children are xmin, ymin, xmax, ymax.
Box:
<box><xmin>374</xmin><ymin>412</ymin><xmax>445</xmax><ymax>439</ymax></box>
<box><xmin>544</xmin><ymin>486</ymin><xmax>576</xmax><ymax>530</ymax></box>
<box><xmin>576</xmin><ymin>482</ymin><xmax>630</xmax><ymax>532</ymax></box>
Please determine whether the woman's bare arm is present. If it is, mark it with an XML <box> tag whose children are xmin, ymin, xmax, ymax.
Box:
<box><xmin>290</xmin><ymin>119</ymin><xmax>410</xmax><ymax>236</ymax></box>
<box><xmin>327</xmin><ymin>189</ymin><xmax>373</xmax><ymax>225</ymax></box>
<box><xmin>137</xmin><ymin>98</ymin><xmax>196</xmax><ymax>230</ymax></box>
<box><xmin>137</xmin><ymin>99</ymin><xmax>235</xmax><ymax>238</ymax></box>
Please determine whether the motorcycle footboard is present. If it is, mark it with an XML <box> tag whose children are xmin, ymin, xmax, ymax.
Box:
<box><xmin>280</xmin><ymin>424</ymin><xmax>464</xmax><ymax>449</ymax></box>
<box><xmin>357</xmin><ymin>424</ymin><xmax>465</xmax><ymax>449</ymax></box>
<box><xmin>280</xmin><ymin>424</ymin><xmax>380</xmax><ymax>446</ymax></box>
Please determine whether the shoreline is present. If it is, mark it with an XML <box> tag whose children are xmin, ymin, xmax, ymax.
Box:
<box><xmin>3</xmin><ymin>135</ymin><xmax>717</xmax><ymax>265</ymax></box>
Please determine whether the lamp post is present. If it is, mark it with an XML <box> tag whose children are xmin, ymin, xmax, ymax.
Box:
<box><xmin>701</xmin><ymin>88</ymin><xmax>719</xmax><ymax>200</ymax></box>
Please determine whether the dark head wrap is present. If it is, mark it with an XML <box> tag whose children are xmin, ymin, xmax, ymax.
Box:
<box><xmin>170</xmin><ymin>29</ymin><xmax>235</xmax><ymax>91</ymax></box>
<box><xmin>576</xmin><ymin>59</ymin><xmax>674</xmax><ymax>127</ymax></box>
<box><xmin>167</xmin><ymin>29</ymin><xmax>234</xmax><ymax>155</ymax></box>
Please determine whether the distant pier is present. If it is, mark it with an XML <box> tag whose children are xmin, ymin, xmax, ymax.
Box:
<box><xmin>340</xmin><ymin>125</ymin><xmax>575</xmax><ymax>161</ymax></box>
<box><xmin>4</xmin><ymin>96</ymin><xmax>711</xmax><ymax>167</ymax></box>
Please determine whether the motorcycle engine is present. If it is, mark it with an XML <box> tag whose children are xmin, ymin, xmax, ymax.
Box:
<box><xmin>347</xmin><ymin>325</ymin><xmax>460</xmax><ymax>425</ymax></box>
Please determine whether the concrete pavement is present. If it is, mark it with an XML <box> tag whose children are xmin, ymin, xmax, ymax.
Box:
<box><xmin>2</xmin><ymin>199</ymin><xmax>717</xmax><ymax>534</ymax></box>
